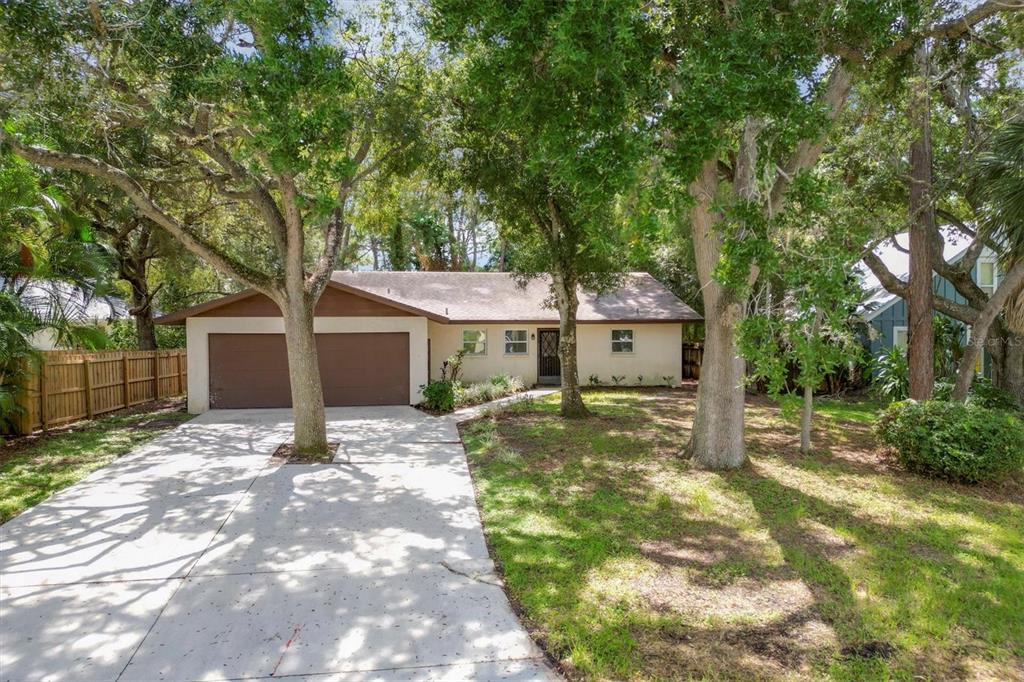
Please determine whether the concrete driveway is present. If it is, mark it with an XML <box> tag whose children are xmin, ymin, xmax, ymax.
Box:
<box><xmin>0</xmin><ymin>407</ymin><xmax>557</xmax><ymax>681</ymax></box>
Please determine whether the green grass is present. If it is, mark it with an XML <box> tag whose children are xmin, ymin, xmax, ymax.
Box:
<box><xmin>814</xmin><ymin>397</ymin><xmax>884</xmax><ymax>425</ymax></box>
<box><xmin>0</xmin><ymin>404</ymin><xmax>192</xmax><ymax>522</ymax></box>
<box><xmin>461</xmin><ymin>389</ymin><xmax>1024</xmax><ymax>680</ymax></box>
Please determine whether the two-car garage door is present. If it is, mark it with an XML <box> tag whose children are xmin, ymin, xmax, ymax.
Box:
<box><xmin>208</xmin><ymin>332</ymin><xmax>410</xmax><ymax>409</ymax></box>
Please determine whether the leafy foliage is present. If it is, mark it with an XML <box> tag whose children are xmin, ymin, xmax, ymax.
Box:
<box><xmin>876</xmin><ymin>400</ymin><xmax>1024</xmax><ymax>483</ymax></box>
<box><xmin>105</xmin><ymin>319</ymin><xmax>185</xmax><ymax>350</ymax></box>
<box><xmin>455</xmin><ymin>374</ymin><xmax>526</xmax><ymax>408</ymax></box>
<box><xmin>935</xmin><ymin>376</ymin><xmax>1022</xmax><ymax>412</ymax></box>
<box><xmin>738</xmin><ymin>174</ymin><xmax>866</xmax><ymax>403</ymax></box>
<box><xmin>420</xmin><ymin>379</ymin><xmax>456</xmax><ymax>413</ymax></box>
<box><xmin>1</xmin><ymin>156</ymin><xmax>114</xmax><ymax>429</ymax></box>
<box><xmin>974</xmin><ymin>118</ymin><xmax>1024</xmax><ymax>261</ymax></box>
<box><xmin>872</xmin><ymin>346</ymin><xmax>910</xmax><ymax>402</ymax></box>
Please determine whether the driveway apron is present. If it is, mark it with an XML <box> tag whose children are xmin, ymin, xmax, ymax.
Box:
<box><xmin>0</xmin><ymin>407</ymin><xmax>557</xmax><ymax>681</ymax></box>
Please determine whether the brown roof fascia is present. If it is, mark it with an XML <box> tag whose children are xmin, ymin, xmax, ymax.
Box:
<box><xmin>155</xmin><ymin>289</ymin><xmax>261</xmax><ymax>325</ymax></box>
<box><xmin>438</xmin><ymin>318</ymin><xmax>703</xmax><ymax>325</ymax></box>
<box><xmin>156</xmin><ymin>281</ymin><xmax>448</xmax><ymax>325</ymax></box>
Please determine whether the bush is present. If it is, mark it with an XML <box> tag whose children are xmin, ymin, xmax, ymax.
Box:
<box><xmin>967</xmin><ymin>377</ymin><xmax>1020</xmax><ymax>411</ymax></box>
<box><xmin>421</xmin><ymin>380</ymin><xmax>455</xmax><ymax>412</ymax></box>
<box><xmin>934</xmin><ymin>377</ymin><xmax>1020</xmax><ymax>411</ymax></box>
<box><xmin>875</xmin><ymin>400</ymin><xmax>1024</xmax><ymax>483</ymax></box>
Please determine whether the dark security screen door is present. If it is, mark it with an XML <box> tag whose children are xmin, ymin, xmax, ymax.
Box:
<box><xmin>537</xmin><ymin>329</ymin><xmax>561</xmax><ymax>384</ymax></box>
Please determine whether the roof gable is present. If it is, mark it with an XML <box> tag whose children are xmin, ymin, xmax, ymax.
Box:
<box><xmin>156</xmin><ymin>282</ymin><xmax>423</xmax><ymax>324</ymax></box>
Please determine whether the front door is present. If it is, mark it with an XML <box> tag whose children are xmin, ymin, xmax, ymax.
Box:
<box><xmin>537</xmin><ymin>328</ymin><xmax>561</xmax><ymax>385</ymax></box>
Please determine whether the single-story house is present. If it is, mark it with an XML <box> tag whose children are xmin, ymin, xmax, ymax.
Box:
<box><xmin>156</xmin><ymin>271</ymin><xmax>701</xmax><ymax>413</ymax></box>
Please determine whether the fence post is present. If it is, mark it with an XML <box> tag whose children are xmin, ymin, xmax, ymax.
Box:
<box><xmin>39</xmin><ymin>355</ymin><xmax>48</xmax><ymax>431</ymax></box>
<box><xmin>122</xmin><ymin>353</ymin><xmax>130</xmax><ymax>408</ymax></box>
<box><xmin>175</xmin><ymin>351</ymin><xmax>182</xmax><ymax>395</ymax></box>
<box><xmin>153</xmin><ymin>352</ymin><xmax>160</xmax><ymax>400</ymax></box>
<box><xmin>83</xmin><ymin>356</ymin><xmax>94</xmax><ymax>419</ymax></box>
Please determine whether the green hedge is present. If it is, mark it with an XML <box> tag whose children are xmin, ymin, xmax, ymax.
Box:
<box><xmin>875</xmin><ymin>400</ymin><xmax>1024</xmax><ymax>483</ymax></box>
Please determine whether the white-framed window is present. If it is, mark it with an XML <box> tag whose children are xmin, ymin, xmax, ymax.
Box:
<box><xmin>978</xmin><ymin>258</ymin><xmax>998</xmax><ymax>296</ymax></box>
<box><xmin>504</xmin><ymin>329</ymin><xmax>528</xmax><ymax>355</ymax></box>
<box><xmin>611</xmin><ymin>329</ymin><xmax>634</xmax><ymax>354</ymax></box>
<box><xmin>462</xmin><ymin>329</ymin><xmax>487</xmax><ymax>355</ymax></box>
<box><xmin>893</xmin><ymin>325</ymin><xmax>908</xmax><ymax>351</ymax></box>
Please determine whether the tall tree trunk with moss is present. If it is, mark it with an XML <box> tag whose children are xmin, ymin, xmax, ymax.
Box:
<box><xmin>907</xmin><ymin>40</ymin><xmax>936</xmax><ymax>401</ymax></box>
<box><xmin>684</xmin><ymin>159</ymin><xmax>748</xmax><ymax>468</ymax></box>
<box><xmin>552</xmin><ymin>267</ymin><xmax>588</xmax><ymax>418</ymax></box>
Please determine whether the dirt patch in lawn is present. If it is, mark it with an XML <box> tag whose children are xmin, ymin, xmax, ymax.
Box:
<box><xmin>271</xmin><ymin>441</ymin><xmax>340</xmax><ymax>464</ymax></box>
<box><xmin>461</xmin><ymin>387</ymin><xmax>1024</xmax><ymax>681</ymax></box>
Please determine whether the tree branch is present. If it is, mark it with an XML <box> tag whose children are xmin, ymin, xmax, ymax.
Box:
<box><xmin>768</xmin><ymin>63</ymin><xmax>852</xmax><ymax>215</ymax></box>
<box><xmin>2</xmin><ymin>132</ymin><xmax>276</xmax><ymax>294</ymax></box>
<box><xmin>861</xmin><ymin>249</ymin><xmax>979</xmax><ymax>324</ymax></box>
<box><xmin>883</xmin><ymin>1</ymin><xmax>1024</xmax><ymax>58</ymax></box>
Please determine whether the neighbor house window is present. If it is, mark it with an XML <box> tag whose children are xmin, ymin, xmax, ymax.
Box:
<box><xmin>504</xmin><ymin>329</ymin><xmax>528</xmax><ymax>355</ymax></box>
<box><xmin>611</xmin><ymin>329</ymin><xmax>634</xmax><ymax>353</ymax></box>
<box><xmin>978</xmin><ymin>259</ymin><xmax>998</xmax><ymax>296</ymax></box>
<box><xmin>462</xmin><ymin>329</ymin><xmax>487</xmax><ymax>355</ymax></box>
<box><xmin>893</xmin><ymin>326</ymin><xmax>908</xmax><ymax>351</ymax></box>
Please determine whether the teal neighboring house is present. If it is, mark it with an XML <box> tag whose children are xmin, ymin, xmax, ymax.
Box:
<box><xmin>861</xmin><ymin>245</ymin><xmax>1002</xmax><ymax>374</ymax></box>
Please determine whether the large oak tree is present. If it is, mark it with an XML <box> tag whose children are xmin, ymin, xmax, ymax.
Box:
<box><xmin>657</xmin><ymin>0</ymin><xmax>1022</xmax><ymax>469</ymax></box>
<box><xmin>0</xmin><ymin>0</ymin><xmax>422</xmax><ymax>453</ymax></box>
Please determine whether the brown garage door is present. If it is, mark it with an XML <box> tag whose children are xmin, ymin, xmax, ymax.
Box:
<box><xmin>208</xmin><ymin>333</ymin><xmax>409</xmax><ymax>408</ymax></box>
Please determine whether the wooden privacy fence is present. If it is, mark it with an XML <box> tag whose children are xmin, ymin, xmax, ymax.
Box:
<box><xmin>8</xmin><ymin>349</ymin><xmax>187</xmax><ymax>435</ymax></box>
<box><xmin>681</xmin><ymin>342</ymin><xmax>703</xmax><ymax>380</ymax></box>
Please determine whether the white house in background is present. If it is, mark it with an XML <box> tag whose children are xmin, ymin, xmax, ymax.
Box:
<box><xmin>156</xmin><ymin>271</ymin><xmax>702</xmax><ymax>413</ymax></box>
<box><xmin>17</xmin><ymin>281</ymin><xmax>129</xmax><ymax>349</ymax></box>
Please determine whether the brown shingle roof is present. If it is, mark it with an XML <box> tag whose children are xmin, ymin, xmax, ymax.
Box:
<box><xmin>329</xmin><ymin>271</ymin><xmax>700</xmax><ymax>323</ymax></box>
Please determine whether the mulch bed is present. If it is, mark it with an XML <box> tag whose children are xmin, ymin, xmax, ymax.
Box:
<box><xmin>271</xmin><ymin>441</ymin><xmax>340</xmax><ymax>464</ymax></box>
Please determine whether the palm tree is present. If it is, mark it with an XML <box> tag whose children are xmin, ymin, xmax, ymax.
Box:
<box><xmin>950</xmin><ymin>118</ymin><xmax>1024</xmax><ymax>402</ymax></box>
<box><xmin>0</xmin><ymin>155</ymin><xmax>113</xmax><ymax>425</ymax></box>
<box><xmin>974</xmin><ymin>118</ymin><xmax>1024</xmax><ymax>334</ymax></box>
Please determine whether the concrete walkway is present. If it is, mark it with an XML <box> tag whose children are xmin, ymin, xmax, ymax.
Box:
<box><xmin>0</xmin><ymin>407</ymin><xmax>557</xmax><ymax>681</ymax></box>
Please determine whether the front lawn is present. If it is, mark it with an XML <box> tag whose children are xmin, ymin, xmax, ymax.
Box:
<box><xmin>0</xmin><ymin>400</ymin><xmax>192</xmax><ymax>523</ymax></box>
<box><xmin>460</xmin><ymin>388</ymin><xmax>1024</xmax><ymax>681</ymax></box>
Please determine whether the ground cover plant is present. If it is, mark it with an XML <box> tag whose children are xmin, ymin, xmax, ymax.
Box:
<box><xmin>460</xmin><ymin>387</ymin><xmax>1024</xmax><ymax>680</ymax></box>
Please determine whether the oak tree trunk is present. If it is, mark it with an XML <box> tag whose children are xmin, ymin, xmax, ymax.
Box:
<box><xmin>552</xmin><ymin>270</ymin><xmax>589</xmax><ymax>418</ymax></box>
<box><xmin>1002</xmin><ymin>335</ymin><xmax>1024</xmax><ymax>404</ymax></box>
<box><xmin>126</xmin><ymin>277</ymin><xmax>158</xmax><ymax>350</ymax></box>
<box><xmin>952</xmin><ymin>262</ymin><xmax>1024</xmax><ymax>401</ymax></box>
<box><xmin>281</xmin><ymin>299</ymin><xmax>329</xmax><ymax>454</ymax></box>
<box><xmin>686</xmin><ymin>284</ymin><xmax>748</xmax><ymax>468</ymax></box>
<box><xmin>685</xmin><ymin>160</ymin><xmax>748</xmax><ymax>469</ymax></box>
<box><xmin>907</xmin><ymin>40</ymin><xmax>935</xmax><ymax>401</ymax></box>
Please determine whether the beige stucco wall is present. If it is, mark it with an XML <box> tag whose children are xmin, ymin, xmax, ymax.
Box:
<box><xmin>428</xmin><ymin>322</ymin><xmax>545</xmax><ymax>384</ymax></box>
<box><xmin>577</xmin><ymin>323</ymin><xmax>683</xmax><ymax>386</ymax></box>
<box><xmin>185</xmin><ymin>316</ymin><xmax>429</xmax><ymax>413</ymax></box>
<box><xmin>428</xmin><ymin>321</ymin><xmax>683</xmax><ymax>387</ymax></box>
